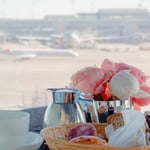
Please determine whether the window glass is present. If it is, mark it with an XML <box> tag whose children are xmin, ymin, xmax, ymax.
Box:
<box><xmin>0</xmin><ymin>0</ymin><xmax>150</xmax><ymax>111</ymax></box>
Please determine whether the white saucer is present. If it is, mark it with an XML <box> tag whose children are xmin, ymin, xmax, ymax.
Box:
<box><xmin>3</xmin><ymin>131</ymin><xmax>43</xmax><ymax>150</ymax></box>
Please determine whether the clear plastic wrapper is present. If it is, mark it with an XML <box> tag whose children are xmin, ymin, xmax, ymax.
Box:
<box><xmin>105</xmin><ymin>109</ymin><xmax>147</xmax><ymax>148</ymax></box>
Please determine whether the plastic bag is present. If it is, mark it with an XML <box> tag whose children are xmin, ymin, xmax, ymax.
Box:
<box><xmin>105</xmin><ymin>109</ymin><xmax>147</xmax><ymax>148</ymax></box>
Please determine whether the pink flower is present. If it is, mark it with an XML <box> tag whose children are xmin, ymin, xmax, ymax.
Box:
<box><xmin>101</xmin><ymin>58</ymin><xmax>147</xmax><ymax>85</ymax></box>
<box><xmin>70</xmin><ymin>66</ymin><xmax>105</xmax><ymax>98</ymax></box>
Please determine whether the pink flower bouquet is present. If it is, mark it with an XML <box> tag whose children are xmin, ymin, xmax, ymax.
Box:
<box><xmin>69</xmin><ymin>58</ymin><xmax>150</xmax><ymax>110</ymax></box>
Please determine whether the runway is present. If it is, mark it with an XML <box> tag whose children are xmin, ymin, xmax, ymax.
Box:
<box><xmin>0</xmin><ymin>42</ymin><xmax>150</xmax><ymax>111</ymax></box>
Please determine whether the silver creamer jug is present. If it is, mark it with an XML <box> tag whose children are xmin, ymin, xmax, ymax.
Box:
<box><xmin>43</xmin><ymin>88</ymin><xmax>87</xmax><ymax>127</ymax></box>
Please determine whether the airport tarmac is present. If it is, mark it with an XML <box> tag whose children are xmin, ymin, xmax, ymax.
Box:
<box><xmin>0</xmin><ymin>42</ymin><xmax>150</xmax><ymax>111</ymax></box>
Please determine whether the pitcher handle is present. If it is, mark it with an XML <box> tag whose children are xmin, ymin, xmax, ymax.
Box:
<box><xmin>78</xmin><ymin>94</ymin><xmax>99</xmax><ymax>123</ymax></box>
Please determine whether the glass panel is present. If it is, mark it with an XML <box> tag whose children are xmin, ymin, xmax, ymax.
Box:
<box><xmin>0</xmin><ymin>0</ymin><xmax>150</xmax><ymax>112</ymax></box>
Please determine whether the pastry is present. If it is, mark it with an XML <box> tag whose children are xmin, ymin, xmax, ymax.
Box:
<box><xmin>69</xmin><ymin>135</ymin><xmax>108</xmax><ymax>146</ymax></box>
<box><xmin>106</xmin><ymin>112</ymin><xmax>124</xmax><ymax>129</ymax></box>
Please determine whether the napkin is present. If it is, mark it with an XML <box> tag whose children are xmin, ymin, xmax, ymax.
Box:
<box><xmin>105</xmin><ymin>109</ymin><xmax>147</xmax><ymax>148</ymax></box>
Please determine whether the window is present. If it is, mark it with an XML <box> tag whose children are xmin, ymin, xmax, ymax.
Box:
<box><xmin>0</xmin><ymin>0</ymin><xmax>150</xmax><ymax>111</ymax></box>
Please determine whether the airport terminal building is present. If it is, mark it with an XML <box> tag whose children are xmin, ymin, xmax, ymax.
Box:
<box><xmin>0</xmin><ymin>8</ymin><xmax>150</xmax><ymax>45</ymax></box>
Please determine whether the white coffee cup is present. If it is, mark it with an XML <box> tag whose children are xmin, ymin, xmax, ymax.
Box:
<box><xmin>0</xmin><ymin>110</ymin><xmax>30</xmax><ymax>149</ymax></box>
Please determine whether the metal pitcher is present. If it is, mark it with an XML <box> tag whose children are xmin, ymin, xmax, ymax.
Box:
<box><xmin>43</xmin><ymin>88</ymin><xmax>88</xmax><ymax>127</ymax></box>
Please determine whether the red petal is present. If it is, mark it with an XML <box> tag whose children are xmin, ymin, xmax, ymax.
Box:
<box><xmin>131</xmin><ymin>97</ymin><xmax>150</xmax><ymax>106</ymax></box>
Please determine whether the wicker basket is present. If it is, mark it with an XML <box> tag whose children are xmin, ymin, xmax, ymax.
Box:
<box><xmin>40</xmin><ymin>123</ymin><xmax>150</xmax><ymax>150</ymax></box>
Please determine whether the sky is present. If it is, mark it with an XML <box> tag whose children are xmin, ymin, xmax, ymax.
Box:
<box><xmin>0</xmin><ymin>0</ymin><xmax>150</xmax><ymax>19</ymax></box>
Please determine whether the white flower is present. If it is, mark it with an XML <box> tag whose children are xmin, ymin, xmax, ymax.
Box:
<box><xmin>109</xmin><ymin>70</ymin><xmax>140</xmax><ymax>100</ymax></box>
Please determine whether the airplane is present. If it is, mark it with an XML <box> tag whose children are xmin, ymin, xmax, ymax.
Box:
<box><xmin>0</xmin><ymin>48</ymin><xmax>79</xmax><ymax>60</ymax></box>
<box><xmin>72</xmin><ymin>33</ymin><xmax>132</xmax><ymax>43</ymax></box>
<box><xmin>16</xmin><ymin>36</ymin><xmax>51</xmax><ymax>45</ymax></box>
